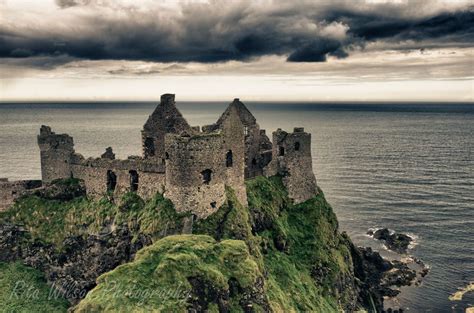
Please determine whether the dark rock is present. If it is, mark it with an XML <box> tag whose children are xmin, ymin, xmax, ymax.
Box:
<box><xmin>373</xmin><ymin>228</ymin><xmax>391</xmax><ymax>241</ymax></box>
<box><xmin>369</xmin><ymin>228</ymin><xmax>413</xmax><ymax>254</ymax></box>
<box><xmin>0</xmin><ymin>223</ymin><xmax>152</xmax><ymax>304</ymax></box>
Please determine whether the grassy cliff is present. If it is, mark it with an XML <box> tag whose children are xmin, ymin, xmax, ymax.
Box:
<box><xmin>1</xmin><ymin>176</ymin><xmax>365</xmax><ymax>312</ymax></box>
<box><xmin>74</xmin><ymin>176</ymin><xmax>359</xmax><ymax>312</ymax></box>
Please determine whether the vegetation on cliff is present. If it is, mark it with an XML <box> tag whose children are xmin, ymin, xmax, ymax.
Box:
<box><xmin>0</xmin><ymin>179</ymin><xmax>189</xmax><ymax>247</ymax></box>
<box><xmin>1</xmin><ymin>176</ymin><xmax>372</xmax><ymax>312</ymax></box>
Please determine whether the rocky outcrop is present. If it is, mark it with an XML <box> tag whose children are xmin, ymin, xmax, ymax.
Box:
<box><xmin>368</xmin><ymin>228</ymin><xmax>413</xmax><ymax>254</ymax></box>
<box><xmin>346</xmin><ymin>236</ymin><xmax>419</xmax><ymax>312</ymax></box>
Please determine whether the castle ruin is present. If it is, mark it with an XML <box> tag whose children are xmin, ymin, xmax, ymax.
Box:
<box><xmin>1</xmin><ymin>94</ymin><xmax>318</xmax><ymax>216</ymax></box>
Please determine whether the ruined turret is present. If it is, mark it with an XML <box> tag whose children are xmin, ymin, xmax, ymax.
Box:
<box><xmin>37</xmin><ymin>125</ymin><xmax>75</xmax><ymax>183</ymax></box>
<box><xmin>142</xmin><ymin>94</ymin><xmax>192</xmax><ymax>159</ymax></box>
<box><xmin>265</xmin><ymin>127</ymin><xmax>318</xmax><ymax>203</ymax></box>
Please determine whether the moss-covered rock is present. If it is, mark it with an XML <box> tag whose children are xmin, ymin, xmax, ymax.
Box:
<box><xmin>74</xmin><ymin>235</ymin><xmax>265</xmax><ymax>313</ymax></box>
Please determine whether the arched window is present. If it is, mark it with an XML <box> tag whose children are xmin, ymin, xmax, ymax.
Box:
<box><xmin>226</xmin><ymin>150</ymin><xmax>233</xmax><ymax>167</ymax></box>
<box><xmin>165</xmin><ymin>152</ymin><xmax>169</xmax><ymax>160</ymax></box>
<box><xmin>106</xmin><ymin>170</ymin><xmax>117</xmax><ymax>192</ymax></box>
<box><xmin>252</xmin><ymin>158</ymin><xmax>257</xmax><ymax>166</ymax></box>
<box><xmin>279</xmin><ymin>146</ymin><xmax>285</xmax><ymax>156</ymax></box>
<box><xmin>294</xmin><ymin>142</ymin><xmax>300</xmax><ymax>151</ymax></box>
<box><xmin>129</xmin><ymin>170</ymin><xmax>139</xmax><ymax>192</ymax></box>
<box><xmin>201</xmin><ymin>169</ymin><xmax>212</xmax><ymax>185</ymax></box>
<box><xmin>144</xmin><ymin>137</ymin><xmax>155</xmax><ymax>157</ymax></box>
<box><xmin>244</xmin><ymin>126</ymin><xmax>249</xmax><ymax>136</ymax></box>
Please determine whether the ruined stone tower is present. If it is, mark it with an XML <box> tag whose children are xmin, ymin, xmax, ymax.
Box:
<box><xmin>142</xmin><ymin>94</ymin><xmax>192</xmax><ymax>160</ymax></box>
<box><xmin>265</xmin><ymin>127</ymin><xmax>318</xmax><ymax>203</ymax></box>
<box><xmin>165</xmin><ymin>99</ymin><xmax>247</xmax><ymax>218</ymax></box>
<box><xmin>37</xmin><ymin>125</ymin><xmax>75</xmax><ymax>183</ymax></box>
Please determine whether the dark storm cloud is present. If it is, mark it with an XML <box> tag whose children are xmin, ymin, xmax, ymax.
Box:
<box><xmin>328</xmin><ymin>7</ymin><xmax>474</xmax><ymax>42</ymax></box>
<box><xmin>287</xmin><ymin>38</ymin><xmax>349</xmax><ymax>62</ymax></box>
<box><xmin>0</xmin><ymin>1</ymin><xmax>472</xmax><ymax>67</ymax></box>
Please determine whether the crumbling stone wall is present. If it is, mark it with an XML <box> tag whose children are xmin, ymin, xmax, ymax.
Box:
<box><xmin>70</xmin><ymin>153</ymin><xmax>165</xmax><ymax>200</ymax></box>
<box><xmin>265</xmin><ymin>127</ymin><xmax>318</xmax><ymax>204</ymax></box>
<box><xmin>0</xmin><ymin>179</ymin><xmax>42</xmax><ymax>211</ymax></box>
<box><xmin>164</xmin><ymin>133</ymin><xmax>228</xmax><ymax>219</ymax></box>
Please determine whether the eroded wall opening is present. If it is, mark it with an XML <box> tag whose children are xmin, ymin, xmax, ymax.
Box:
<box><xmin>294</xmin><ymin>142</ymin><xmax>300</xmax><ymax>151</ymax></box>
<box><xmin>129</xmin><ymin>170</ymin><xmax>139</xmax><ymax>192</ymax></box>
<box><xmin>201</xmin><ymin>169</ymin><xmax>212</xmax><ymax>185</ymax></box>
<box><xmin>106</xmin><ymin>170</ymin><xmax>117</xmax><ymax>192</ymax></box>
<box><xmin>279</xmin><ymin>146</ymin><xmax>285</xmax><ymax>156</ymax></box>
<box><xmin>226</xmin><ymin>150</ymin><xmax>233</xmax><ymax>167</ymax></box>
<box><xmin>144</xmin><ymin>137</ymin><xmax>155</xmax><ymax>157</ymax></box>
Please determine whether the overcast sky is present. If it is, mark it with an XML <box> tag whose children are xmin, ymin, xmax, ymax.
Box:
<box><xmin>0</xmin><ymin>0</ymin><xmax>472</xmax><ymax>101</ymax></box>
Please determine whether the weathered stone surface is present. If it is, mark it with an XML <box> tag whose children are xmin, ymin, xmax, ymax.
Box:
<box><xmin>214</xmin><ymin>98</ymin><xmax>272</xmax><ymax>179</ymax></box>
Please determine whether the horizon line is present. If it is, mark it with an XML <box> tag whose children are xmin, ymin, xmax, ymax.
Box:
<box><xmin>1</xmin><ymin>99</ymin><xmax>473</xmax><ymax>104</ymax></box>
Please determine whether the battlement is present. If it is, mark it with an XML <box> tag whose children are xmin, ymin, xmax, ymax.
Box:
<box><xmin>29</xmin><ymin>94</ymin><xmax>317</xmax><ymax>219</ymax></box>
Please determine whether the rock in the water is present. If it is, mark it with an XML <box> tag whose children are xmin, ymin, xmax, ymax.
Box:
<box><xmin>368</xmin><ymin>228</ymin><xmax>413</xmax><ymax>253</ymax></box>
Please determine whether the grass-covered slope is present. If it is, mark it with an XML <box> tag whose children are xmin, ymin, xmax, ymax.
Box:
<box><xmin>0</xmin><ymin>185</ymin><xmax>189</xmax><ymax>246</ymax></box>
<box><xmin>73</xmin><ymin>176</ymin><xmax>360</xmax><ymax>312</ymax></box>
<box><xmin>0</xmin><ymin>262</ymin><xmax>69</xmax><ymax>313</ymax></box>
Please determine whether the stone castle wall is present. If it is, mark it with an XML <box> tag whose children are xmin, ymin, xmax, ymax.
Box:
<box><xmin>142</xmin><ymin>94</ymin><xmax>192</xmax><ymax>160</ymax></box>
<box><xmin>70</xmin><ymin>158</ymin><xmax>165</xmax><ymax>200</ymax></box>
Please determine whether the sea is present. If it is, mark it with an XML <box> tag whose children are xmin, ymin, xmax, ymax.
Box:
<box><xmin>0</xmin><ymin>101</ymin><xmax>472</xmax><ymax>312</ymax></box>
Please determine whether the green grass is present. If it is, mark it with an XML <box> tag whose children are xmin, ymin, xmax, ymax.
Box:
<box><xmin>0</xmin><ymin>262</ymin><xmax>69</xmax><ymax>313</ymax></box>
